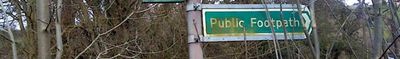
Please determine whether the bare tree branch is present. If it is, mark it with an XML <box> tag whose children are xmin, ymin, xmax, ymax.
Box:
<box><xmin>74</xmin><ymin>4</ymin><xmax>158</xmax><ymax>59</ymax></box>
<box><xmin>6</xmin><ymin>26</ymin><xmax>18</xmax><ymax>59</ymax></box>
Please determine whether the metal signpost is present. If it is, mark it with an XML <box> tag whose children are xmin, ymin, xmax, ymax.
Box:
<box><xmin>201</xmin><ymin>4</ymin><xmax>312</xmax><ymax>42</ymax></box>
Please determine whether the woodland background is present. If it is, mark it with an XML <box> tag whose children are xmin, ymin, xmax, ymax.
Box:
<box><xmin>1</xmin><ymin>0</ymin><xmax>400</xmax><ymax>59</ymax></box>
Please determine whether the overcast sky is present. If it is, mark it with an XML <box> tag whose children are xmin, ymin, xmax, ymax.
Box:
<box><xmin>344</xmin><ymin>0</ymin><xmax>372</xmax><ymax>5</ymax></box>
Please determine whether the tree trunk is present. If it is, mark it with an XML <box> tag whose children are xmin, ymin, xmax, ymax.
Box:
<box><xmin>371</xmin><ymin>0</ymin><xmax>383</xmax><ymax>59</ymax></box>
<box><xmin>1</xmin><ymin>1</ymin><xmax>18</xmax><ymax>59</ymax></box>
<box><xmin>36</xmin><ymin>0</ymin><xmax>50</xmax><ymax>59</ymax></box>
<box><xmin>6</xmin><ymin>27</ymin><xmax>18</xmax><ymax>59</ymax></box>
<box><xmin>55</xmin><ymin>0</ymin><xmax>64</xmax><ymax>59</ymax></box>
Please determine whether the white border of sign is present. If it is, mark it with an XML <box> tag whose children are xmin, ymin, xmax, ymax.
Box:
<box><xmin>202</xmin><ymin>8</ymin><xmax>311</xmax><ymax>42</ymax></box>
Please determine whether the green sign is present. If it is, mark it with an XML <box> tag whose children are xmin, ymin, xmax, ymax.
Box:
<box><xmin>202</xmin><ymin>9</ymin><xmax>312</xmax><ymax>41</ymax></box>
<box><xmin>142</xmin><ymin>0</ymin><xmax>183</xmax><ymax>3</ymax></box>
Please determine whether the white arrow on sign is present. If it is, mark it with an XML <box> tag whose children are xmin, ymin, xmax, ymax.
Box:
<box><xmin>302</xmin><ymin>13</ymin><xmax>312</xmax><ymax>35</ymax></box>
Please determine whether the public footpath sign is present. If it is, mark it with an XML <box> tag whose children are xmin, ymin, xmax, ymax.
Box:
<box><xmin>202</xmin><ymin>4</ymin><xmax>312</xmax><ymax>42</ymax></box>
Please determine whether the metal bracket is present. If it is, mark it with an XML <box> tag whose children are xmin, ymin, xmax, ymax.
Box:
<box><xmin>188</xmin><ymin>35</ymin><xmax>203</xmax><ymax>43</ymax></box>
<box><xmin>186</xmin><ymin>3</ymin><xmax>201</xmax><ymax>11</ymax></box>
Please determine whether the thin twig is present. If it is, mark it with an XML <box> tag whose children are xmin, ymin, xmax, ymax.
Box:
<box><xmin>74</xmin><ymin>4</ymin><xmax>158</xmax><ymax>59</ymax></box>
<box><xmin>379</xmin><ymin>34</ymin><xmax>400</xmax><ymax>59</ymax></box>
<box><xmin>322</xmin><ymin>0</ymin><xmax>361</xmax><ymax>58</ymax></box>
<box><xmin>261</xmin><ymin>0</ymin><xmax>281</xmax><ymax>59</ymax></box>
